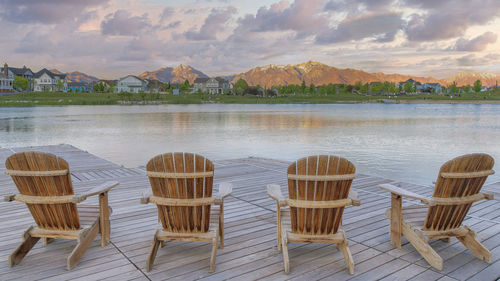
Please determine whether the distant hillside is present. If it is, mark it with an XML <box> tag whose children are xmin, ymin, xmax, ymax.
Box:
<box><xmin>138</xmin><ymin>64</ymin><xmax>208</xmax><ymax>84</ymax></box>
<box><xmin>442</xmin><ymin>72</ymin><xmax>499</xmax><ymax>87</ymax></box>
<box><xmin>43</xmin><ymin>62</ymin><xmax>500</xmax><ymax>88</ymax></box>
<box><xmin>49</xmin><ymin>69</ymin><xmax>63</xmax><ymax>74</ymax></box>
<box><xmin>231</xmin><ymin>61</ymin><xmax>440</xmax><ymax>87</ymax></box>
<box><xmin>66</xmin><ymin>71</ymin><xmax>99</xmax><ymax>83</ymax></box>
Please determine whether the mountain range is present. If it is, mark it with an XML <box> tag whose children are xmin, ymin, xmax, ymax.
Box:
<box><xmin>57</xmin><ymin>62</ymin><xmax>499</xmax><ymax>87</ymax></box>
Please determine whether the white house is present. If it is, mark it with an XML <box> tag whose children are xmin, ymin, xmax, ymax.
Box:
<box><xmin>193</xmin><ymin>77</ymin><xmax>231</xmax><ymax>94</ymax></box>
<box><xmin>0</xmin><ymin>63</ymin><xmax>14</xmax><ymax>93</ymax></box>
<box><xmin>33</xmin><ymin>69</ymin><xmax>67</xmax><ymax>92</ymax></box>
<box><xmin>115</xmin><ymin>75</ymin><xmax>148</xmax><ymax>93</ymax></box>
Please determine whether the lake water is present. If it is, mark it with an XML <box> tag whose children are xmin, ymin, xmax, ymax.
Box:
<box><xmin>1</xmin><ymin>104</ymin><xmax>499</xmax><ymax>186</ymax></box>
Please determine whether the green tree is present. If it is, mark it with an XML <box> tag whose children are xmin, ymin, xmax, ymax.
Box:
<box><xmin>93</xmin><ymin>82</ymin><xmax>105</xmax><ymax>93</ymax></box>
<box><xmin>13</xmin><ymin>76</ymin><xmax>29</xmax><ymax>91</ymax></box>
<box><xmin>462</xmin><ymin>85</ymin><xmax>471</xmax><ymax>93</ymax></box>
<box><xmin>57</xmin><ymin>80</ymin><xmax>63</xmax><ymax>92</ymax></box>
<box><xmin>184</xmin><ymin>79</ymin><xmax>190</xmax><ymax>87</ymax></box>
<box><xmin>234</xmin><ymin>79</ymin><xmax>249</xmax><ymax>95</ymax></box>
<box><xmin>449</xmin><ymin>82</ymin><xmax>458</xmax><ymax>94</ymax></box>
<box><xmin>473</xmin><ymin>79</ymin><xmax>482</xmax><ymax>93</ymax></box>
<box><xmin>404</xmin><ymin>82</ymin><xmax>413</xmax><ymax>93</ymax></box>
<box><xmin>301</xmin><ymin>80</ymin><xmax>306</xmax><ymax>94</ymax></box>
<box><xmin>309</xmin><ymin>83</ymin><xmax>316</xmax><ymax>94</ymax></box>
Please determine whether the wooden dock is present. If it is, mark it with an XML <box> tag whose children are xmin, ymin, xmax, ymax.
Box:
<box><xmin>0</xmin><ymin>144</ymin><xmax>499</xmax><ymax>280</ymax></box>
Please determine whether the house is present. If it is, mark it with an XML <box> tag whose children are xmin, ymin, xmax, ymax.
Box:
<box><xmin>399</xmin><ymin>79</ymin><xmax>422</xmax><ymax>92</ymax></box>
<box><xmin>0</xmin><ymin>63</ymin><xmax>15</xmax><ymax>93</ymax></box>
<box><xmin>422</xmin><ymin>83</ymin><xmax>442</xmax><ymax>93</ymax></box>
<box><xmin>33</xmin><ymin>68</ymin><xmax>67</xmax><ymax>92</ymax></box>
<box><xmin>9</xmin><ymin>66</ymin><xmax>34</xmax><ymax>90</ymax></box>
<box><xmin>68</xmin><ymin>82</ymin><xmax>88</xmax><ymax>92</ymax></box>
<box><xmin>193</xmin><ymin>77</ymin><xmax>231</xmax><ymax>94</ymax></box>
<box><xmin>115</xmin><ymin>75</ymin><xmax>147</xmax><ymax>93</ymax></box>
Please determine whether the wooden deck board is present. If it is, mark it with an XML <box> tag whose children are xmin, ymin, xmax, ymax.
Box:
<box><xmin>0</xmin><ymin>144</ymin><xmax>499</xmax><ymax>280</ymax></box>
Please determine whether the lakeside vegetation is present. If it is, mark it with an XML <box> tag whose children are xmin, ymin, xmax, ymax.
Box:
<box><xmin>1</xmin><ymin>88</ymin><xmax>500</xmax><ymax>106</ymax></box>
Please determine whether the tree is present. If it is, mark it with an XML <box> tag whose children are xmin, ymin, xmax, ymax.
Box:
<box><xmin>184</xmin><ymin>79</ymin><xmax>190</xmax><ymax>87</ymax></box>
<box><xmin>234</xmin><ymin>79</ymin><xmax>249</xmax><ymax>95</ymax></box>
<box><xmin>57</xmin><ymin>80</ymin><xmax>63</xmax><ymax>92</ymax></box>
<box><xmin>13</xmin><ymin>76</ymin><xmax>29</xmax><ymax>91</ymax></box>
<box><xmin>301</xmin><ymin>80</ymin><xmax>306</xmax><ymax>94</ymax></box>
<box><xmin>309</xmin><ymin>83</ymin><xmax>316</xmax><ymax>94</ymax></box>
<box><xmin>404</xmin><ymin>82</ymin><xmax>413</xmax><ymax>93</ymax></box>
<box><xmin>93</xmin><ymin>82</ymin><xmax>105</xmax><ymax>93</ymax></box>
<box><xmin>449</xmin><ymin>82</ymin><xmax>458</xmax><ymax>94</ymax></box>
<box><xmin>473</xmin><ymin>79</ymin><xmax>482</xmax><ymax>93</ymax></box>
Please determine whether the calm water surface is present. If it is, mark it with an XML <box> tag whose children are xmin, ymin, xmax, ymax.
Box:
<box><xmin>1</xmin><ymin>104</ymin><xmax>499</xmax><ymax>186</ymax></box>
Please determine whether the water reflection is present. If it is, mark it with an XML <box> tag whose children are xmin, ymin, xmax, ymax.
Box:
<box><xmin>0</xmin><ymin>104</ymin><xmax>498</xmax><ymax>186</ymax></box>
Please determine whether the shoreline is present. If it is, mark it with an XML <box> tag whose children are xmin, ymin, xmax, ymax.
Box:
<box><xmin>2</xmin><ymin>99</ymin><xmax>500</xmax><ymax>106</ymax></box>
<box><xmin>1</xmin><ymin>91</ymin><xmax>499</xmax><ymax>106</ymax></box>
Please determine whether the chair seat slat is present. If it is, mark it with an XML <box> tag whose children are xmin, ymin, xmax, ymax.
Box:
<box><xmin>149</xmin><ymin>196</ymin><xmax>215</xmax><ymax>206</ymax></box>
<box><xmin>8</xmin><ymin>194</ymin><xmax>77</xmax><ymax>204</ymax></box>
<box><xmin>287</xmin><ymin>173</ymin><xmax>355</xmax><ymax>181</ymax></box>
<box><xmin>5</xmin><ymin>169</ymin><xmax>69</xmax><ymax>177</ymax></box>
<box><xmin>288</xmin><ymin>198</ymin><xmax>354</xmax><ymax>209</ymax></box>
<box><xmin>146</xmin><ymin>171</ymin><xmax>214</xmax><ymax>178</ymax></box>
<box><xmin>440</xmin><ymin>170</ymin><xmax>494</xmax><ymax>179</ymax></box>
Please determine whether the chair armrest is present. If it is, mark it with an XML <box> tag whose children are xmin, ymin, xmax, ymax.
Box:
<box><xmin>140</xmin><ymin>190</ymin><xmax>153</xmax><ymax>204</ymax></box>
<box><xmin>4</xmin><ymin>194</ymin><xmax>16</xmax><ymax>202</ymax></box>
<box><xmin>267</xmin><ymin>184</ymin><xmax>288</xmax><ymax>207</ymax></box>
<box><xmin>215</xmin><ymin>182</ymin><xmax>233</xmax><ymax>203</ymax></box>
<box><xmin>348</xmin><ymin>190</ymin><xmax>361</xmax><ymax>206</ymax></box>
<box><xmin>379</xmin><ymin>183</ymin><xmax>432</xmax><ymax>204</ymax></box>
<box><xmin>76</xmin><ymin>181</ymin><xmax>119</xmax><ymax>202</ymax></box>
<box><xmin>482</xmin><ymin>192</ymin><xmax>494</xmax><ymax>200</ymax></box>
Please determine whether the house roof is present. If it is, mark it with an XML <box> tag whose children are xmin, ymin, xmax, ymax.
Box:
<box><xmin>194</xmin><ymin>78</ymin><xmax>209</xmax><ymax>83</ymax></box>
<box><xmin>118</xmin><ymin>75</ymin><xmax>147</xmax><ymax>83</ymax></box>
<box><xmin>34</xmin><ymin>68</ymin><xmax>66</xmax><ymax>79</ymax></box>
<box><xmin>424</xmin><ymin>83</ymin><xmax>441</xmax><ymax>86</ymax></box>
<box><xmin>8</xmin><ymin>66</ymin><xmax>33</xmax><ymax>76</ymax></box>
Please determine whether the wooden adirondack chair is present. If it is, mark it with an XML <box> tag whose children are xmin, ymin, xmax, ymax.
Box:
<box><xmin>267</xmin><ymin>155</ymin><xmax>360</xmax><ymax>274</ymax></box>
<box><xmin>141</xmin><ymin>152</ymin><xmax>232</xmax><ymax>272</ymax></box>
<box><xmin>4</xmin><ymin>152</ymin><xmax>118</xmax><ymax>270</ymax></box>
<box><xmin>380</xmin><ymin>153</ymin><xmax>495</xmax><ymax>270</ymax></box>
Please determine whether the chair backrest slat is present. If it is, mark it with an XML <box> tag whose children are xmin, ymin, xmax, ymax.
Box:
<box><xmin>5</xmin><ymin>152</ymin><xmax>80</xmax><ymax>230</ymax></box>
<box><xmin>424</xmin><ymin>153</ymin><xmax>494</xmax><ymax>231</ymax></box>
<box><xmin>287</xmin><ymin>155</ymin><xmax>355</xmax><ymax>235</ymax></box>
<box><xmin>146</xmin><ymin>153</ymin><xmax>214</xmax><ymax>233</ymax></box>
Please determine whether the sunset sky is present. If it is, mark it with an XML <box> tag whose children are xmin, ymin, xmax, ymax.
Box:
<box><xmin>0</xmin><ymin>0</ymin><xmax>499</xmax><ymax>79</ymax></box>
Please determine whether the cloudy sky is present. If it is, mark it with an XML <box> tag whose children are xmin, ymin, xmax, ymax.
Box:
<box><xmin>1</xmin><ymin>0</ymin><xmax>499</xmax><ymax>79</ymax></box>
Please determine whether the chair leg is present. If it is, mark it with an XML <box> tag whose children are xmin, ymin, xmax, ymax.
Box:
<box><xmin>99</xmin><ymin>192</ymin><xmax>111</xmax><ymax>247</ymax></box>
<box><xmin>44</xmin><ymin>238</ymin><xmax>54</xmax><ymax>245</ymax></box>
<box><xmin>146</xmin><ymin>231</ymin><xmax>161</xmax><ymax>272</ymax></box>
<box><xmin>281</xmin><ymin>229</ymin><xmax>290</xmax><ymax>274</ymax></box>
<box><xmin>9</xmin><ymin>226</ymin><xmax>40</xmax><ymax>267</ymax></box>
<box><xmin>219</xmin><ymin>203</ymin><xmax>224</xmax><ymax>249</ymax></box>
<box><xmin>337</xmin><ymin>237</ymin><xmax>354</xmax><ymax>275</ymax></box>
<box><xmin>277</xmin><ymin>204</ymin><xmax>282</xmax><ymax>252</ymax></box>
<box><xmin>402</xmin><ymin>222</ymin><xmax>443</xmax><ymax>270</ymax></box>
<box><xmin>457</xmin><ymin>226</ymin><xmax>491</xmax><ymax>263</ymax></box>
<box><xmin>67</xmin><ymin>223</ymin><xmax>100</xmax><ymax>270</ymax></box>
<box><xmin>390</xmin><ymin>194</ymin><xmax>402</xmax><ymax>248</ymax></box>
<box><xmin>209</xmin><ymin>231</ymin><xmax>218</xmax><ymax>272</ymax></box>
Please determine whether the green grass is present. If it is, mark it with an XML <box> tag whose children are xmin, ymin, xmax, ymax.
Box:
<box><xmin>0</xmin><ymin>90</ymin><xmax>499</xmax><ymax>106</ymax></box>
